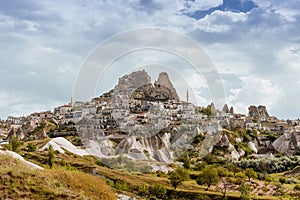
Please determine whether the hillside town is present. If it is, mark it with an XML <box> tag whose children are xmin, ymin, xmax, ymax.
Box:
<box><xmin>2</xmin><ymin>70</ymin><xmax>300</xmax><ymax>199</ymax></box>
<box><xmin>1</xmin><ymin>70</ymin><xmax>300</xmax><ymax>162</ymax></box>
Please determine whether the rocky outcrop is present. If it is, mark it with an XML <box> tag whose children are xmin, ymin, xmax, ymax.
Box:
<box><xmin>7</xmin><ymin>127</ymin><xmax>25</xmax><ymax>141</ymax></box>
<box><xmin>229</xmin><ymin>106</ymin><xmax>234</xmax><ymax>114</ymax></box>
<box><xmin>210</xmin><ymin>103</ymin><xmax>216</xmax><ymax>111</ymax></box>
<box><xmin>21</xmin><ymin>121</ymin><xmax>36</xmax><ymax>136</ymax></box>
<box><xmin>116</xmin><ymin>132</ymin><xmax>174</xmax><ymax>162</ymax></box>
<box><xmin>111</xmin><ymin>70</ymin><xmax>151</xmax><ymax>108</ymax></box>
<box><xmin>222</xmin><ymin>104</ymin><xmax>229</xmax><ymax>113</ymax></box>
<box><xmin>7</xmin><ymin>128</ymin><xmax>15</xmax><ymax>142</ymax></box>
<box><xmin>40</xmin><ymin>137</ymin><xmax>115</xmax><ymax>158</ymax></box>
<box><xmin>154</xmin><ymin>72</ymin><xmax>179</xmax><ymax>101</ymax></box>
<box><xmin>16</xmin><ymin>128</ymin><xmax>25</xmax><ymax>140</ymax></box>
<box><xmin>37</xmin><ymin>129</ymin><xmax>48</xmax><ymax>140</ymax></box>
<box><xmin>272</xmin><ymin>131</ymin><xmax>300</xmax><ymax>155</ymax></box>
<box><xmin>132</xmin><ymin>83</ymin><xmax>178</xmax><ymax>102</ymax></box>
<box><xmin>248</xmin><ymin>141</ymin><xmax>258</xmax><ymax>153</ymax></box>
<box><xmin>248</xmin><ymin>105</ymin><xmax>269</xmax><ymax>118</ymax></box>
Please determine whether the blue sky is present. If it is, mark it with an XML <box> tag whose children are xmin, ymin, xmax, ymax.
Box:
<box><xmin>0</xmin><ymin>0</ymin><xmax>299</xmax><ymax>119</ymax></box>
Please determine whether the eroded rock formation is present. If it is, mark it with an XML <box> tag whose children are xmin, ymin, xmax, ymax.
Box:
<box><xmin>154</xmin><ymin>72</ymin><xmax>179</xmax><ymax>101</ymax></box>
<box><xmin>248</xmin><ymin>105</ymin><xmax>269</xmax><ymax>118</ymax></box>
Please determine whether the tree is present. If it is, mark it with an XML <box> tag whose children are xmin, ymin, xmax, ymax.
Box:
<box><xmin>227</xmin><ymin>164</ymin><xmax>241</xmax><ymax>176</ymax></box>
<box><xmin>183</xmin><ymin>153</ymin><xmax>191</xmax><ymax>169</ymax></box>
<box><xmin>168</xmin><ymin>167</ymin><xmax>189</xmax><ymax>189</ymax></box>
<box><xmin>197</xmin><ymin>166</ymin><xmax>220</xmax><ymax>188</ymax></box>
<box><xmin>239</xmin><ymin>181</ymin><xmax>251</xmax><ymax>200</ymax></box>
<box><xmin>150</xmin><ymin>184</ymin><xmax>167</xmax><ymax>199</ymax></box>
<box><xmin>217</xmin><ymin>167</ymin><xmax>229</xmax><ymax>198</ymax></box>
<box><xmin>48</xmin><ymin>145</ymin><xmax>55</xmax><ymax>169</ymax></box>
<box><xmin>10</xmin><ymin>136</ymin><xmax>22</xmax><ymax>153</ymax></box>
<box><xmin>245</xmin><ymin>168</ymin><xmax>257</xmax><ymax>182</ymax></box>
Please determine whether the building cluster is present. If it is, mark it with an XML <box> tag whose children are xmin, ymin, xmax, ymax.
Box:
<box><xmin>1</xmin><ymin>70</ymin><xmax>300</xmax><ymax>143</ymax></box>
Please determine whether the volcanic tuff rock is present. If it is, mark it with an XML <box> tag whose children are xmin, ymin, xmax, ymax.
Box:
<box><xmin>111</xmin><ymin>70</ymin><xmax>151</xmax><ymax>108</ymax></box>
<box><xmin>229</xmin><ymin>106</ymin><xmax>234</xmax><ymax>114</ymax></box>
<box><xmin>111</xmin><ymin>70</ymin><xmax>180</xmax><ymax>107</ymax></box>
<box><xmin>222</xmin><ymin>104</ymin><xmax>229</xmax><ymax>113</ymax></box>
<box><xmin>132</xmin><ymin>83</ymin><xmax>177</xmax><ymax>102</ymax></box>
<box><xmin>272</xmin><ymin>131</ymin><xmax>300</xmax><ymax>155</ymax></box>
<box><xmin>248</xmin><ymin>105</ymin><xmax>269</xmax><ymax>118</ymax></box>
<box><xmin>154</xmin><ymin>72</ymin><xmax>179</xmax><ymax>101</ymax></box>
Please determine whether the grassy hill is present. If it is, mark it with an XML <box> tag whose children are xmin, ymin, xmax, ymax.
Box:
<box><xmin>0</xmin><ymin>154</ymin><xmax>117</xmax><ymax>200</ymax></box>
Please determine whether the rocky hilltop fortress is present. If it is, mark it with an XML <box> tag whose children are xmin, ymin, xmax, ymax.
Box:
<box><xmin>111</xmin><ymin>70</ymin><xmax>179</xmax><ymax>108</ymax></box>
<box><xmin>1</xmin><ymin>69</ymin><xmax>300</xmax><ymax>169</ymax></box>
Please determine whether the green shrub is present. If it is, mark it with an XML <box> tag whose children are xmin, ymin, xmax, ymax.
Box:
<box><xmin>138</xmin><ymin>184</ymin><xmax>149</xmax><ymax>196</ymax></box>
<box><xmin>114</xmin><ymin>179</ymin><xmax>127</xmax><ymax>190</ymax></box>
<box><xmin>48</xmin><ymin>145</ymin><xmax>55</xmax><ymax>169</ymax></box>
<box><xmin>150</xmin><ymin>184</ymin><xmax>167</xmax><ymax>200</ymax></box>
<box><xmin>168</xmin><ymin>167</ymin><xmax>189</xmax><ymax>189</ymax></box>
<box><xmin>294</xmin><ymin>185</ymin><xmax>300</xmax><ymax>191</ymax></box>
<box><xmin>279</xmin><ymin>177</ymin><xmax>287</xmax><ymax>184</ymax></box>
<box><xmin>9</xmin><ymin>136</ymin><xmax>22</xmax><ymax>153</ymax></box>
<box><xmin>27</xmin><ymin>143</ymin><xmax>36</xmax><ymax>152</ymax></box>
<box><xmin>239</xmin><ymin>182</ymin><xmax>251</xmax><ymax>200</ymax></box>
<box><xmin>197</xmin><ymin>166</ymin><xmax>220</xmax><ymax>188</ymax></box>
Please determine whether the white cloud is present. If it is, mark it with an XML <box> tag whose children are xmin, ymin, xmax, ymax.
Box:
<box><xmin>22</xmin><ymin>71</ymin><xmax>37</xmax><ymax>78</ymax></box>
<box><xmin>0</xmin><ymin>0</ymin><xmax>299</xmax><ymax>119</ymax></box>
<box><xmin>226</xmin><ymin>75</ymin><xmax>282</xmax><ymax>116</ymax></box>
<box><xmin>184</xmin><ymin>0</ymin><xmax>223</xmax><ymax>13</ymax></box>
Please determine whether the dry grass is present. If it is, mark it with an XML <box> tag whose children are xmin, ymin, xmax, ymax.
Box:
<box><xmin>0</xmin><ymin>154</ymin><xmax>117</xmax><ymax>200</ymax></box>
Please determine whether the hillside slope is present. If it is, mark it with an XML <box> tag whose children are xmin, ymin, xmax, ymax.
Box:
<box><xmin>0</xmin><ymin>154</ymin><xmax>116</xmax><ymax>200</ymax></box>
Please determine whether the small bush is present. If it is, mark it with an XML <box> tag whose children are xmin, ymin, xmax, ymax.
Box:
<box><xmin>48</xmin><ymin>145</ymin><xmax>55</xmax><ymax>169</ymax></box>
<box><xmin>262</xmin><ymin>187</ymin><xmax>269</xmax><ymax>192</ymax></box>
<box><xmin>114</xmin><ymin>179</ymin><xmax>127</xmax><ymax>190</ymax></box>
<box><xmin>138</xmin><ymin>184</ymin><xmax>149</xmax><ymax>196</ymax></box>
<box><xmin>150</xmin><ymin>184</ymin><xmax>167</xmax><ymax>200</ymax></box>
<box><xmin>294</xmin><ymin>185</ymin><xmax>300</xmax><ymax>191</ymax></box>
<box><xmin>279</xmin><ymin>177</ymin><xmax>287</xmax><ymax>184</ymax></box>
<box><xmin>27</xmin><ymin>143</ymin><xmax>37</xmax><ymax>152</ymax></box>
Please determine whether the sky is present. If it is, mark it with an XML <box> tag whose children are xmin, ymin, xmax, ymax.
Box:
<box><xmin>0</xmin><ymin>0</ymin><xmax>299</xmax><ymax>119</ymax></box>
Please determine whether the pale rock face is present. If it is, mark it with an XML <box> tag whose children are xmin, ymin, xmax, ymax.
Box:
<box><xmin>248</xmin><ymin>106</ymin><xmax>259</xmax><ymax>117</ymax></box>
<box><xmin>16</xmin><ymin>128</ymin><xmax>25</xmax><ymax>140</ymax></box>
<box><xmin>248</xmin><ymin>105</ymin><xmax>269</xmax><ymax>118</ymax></box>
<box><xmin>229</xmin><ymin>106</ymin><xmax>234</xmax><ymax>114</ymax></box>
<box><xmin>219</xmin><ymin>134</ymin><xmax>230</xmax><ymax>147</ymax></box>
<box><xmin>258</xmin><ymin>105</ymin><xmax>269</xmax><ymax>118</ymax></box>
<box><xmin>7</xmin><ymin>121</ymin><xmax>38</xmax><ymax>141</ymax></box>
<box><xmin>222</xmin><ymin>104</ymin><xmax>229</xmax><ymax>113</ymax></box>
<box><xmin>235</xmin><ymin>138</ymin><xmax>243</xmax><ymax>143</ymax></box>
<box><xmin>115</xmin><ymin>133</ymin><xmax>173</xmax><ymax>163</ymax></box>
<box><xmin>154</xmin><ymin>72</ymin><xmax>179</xmax><ymax>101</ymax></box>
<box><xmin>37</xmin><ymin>129</ymin><xmax>48</xmax><ymax>140</ymax></box>
<box><xmin>40</xmin><ymin>137</ymin><xmax>116</xmax><ymax>158</ymax></box>
<box><xmin>0</xmin><ymin>150</ymin><xmax>43</xmax><ymax>170</ymax></box>
<box><xmin>150</xmin><ymin>163</ymin><xmax>174</xmax><ymax>173</ymax></box>
<box><xmin>111</xmin><ymin>70</ymin><xmax>151</xmax><ymax>107</ymax></box>
<box><xmin>272</xmin><ymin>131</ymin><xmax>300</xmax><ymax>155</ymax></box>
<box><xmin>231</xmin><ymin>147</ymin><xmax>240</xmax><ymax>160</ymax></box>
<box><xmin>248</xmin><ymin>141</ymin><xmax>258</xmax><ymax>153</ymax></box>
<box><xmin>7</xmin><ymin>128</ymin><xmax>15</xmax><ymax>141</ymax></box>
